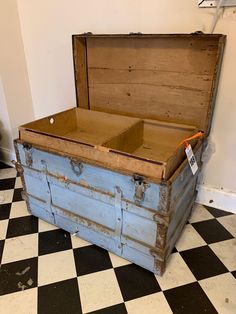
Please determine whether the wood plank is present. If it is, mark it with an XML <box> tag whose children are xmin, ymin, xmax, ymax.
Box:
<box><xmin>87</xmin><ymin>37</ymin><xmax>219</xmax><ymax>74</ymax></box>
<box><xmin>82</xmin><ymin>35</ymin><xmax>225</xmax><ymax>133</ymax></box>
<box><xmin>73</xmin><ymin>37</ymin><xmax>89</xmax><ymax>109</ymax></box>
<box><xmin>89</xmin><ymin>68</ymin><xmax>213</xmax><ymax>92</ymax></box>
<box><xmin>88</xmin><ymin>82</ymin><xmax>210</xmax><ymax>129</ymax></box>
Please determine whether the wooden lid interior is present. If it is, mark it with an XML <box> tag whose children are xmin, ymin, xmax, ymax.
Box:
<box><xmin>73</xmin><ymin>34</ymin><xmax>225</xmax><ymax>135</ymax></box>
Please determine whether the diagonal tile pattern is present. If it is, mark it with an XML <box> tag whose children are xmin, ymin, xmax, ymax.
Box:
<box><xmin>0</xmin><ymin>163</ymin><xmax>235</xmax><ymax>313</ymax></box>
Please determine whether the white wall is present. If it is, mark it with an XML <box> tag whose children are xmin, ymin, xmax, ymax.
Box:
<box><xmin>0</xmin><ymin>0</ymin><xmax>34</xmax><ymax>163</ymax></box>
<box><xmin>0</xmin><ymin>75</ymin><xmax>13</xmax><ymax>161</ymax></box>
<box><xmin>1</xmin><ymin>0</ymin><xmax>236</xmax><ymax>210</ymax></box>
<box><xmin>17</xmin><ymin>0</ymin><xmax>216</xmax><ymax>118</ymax></box>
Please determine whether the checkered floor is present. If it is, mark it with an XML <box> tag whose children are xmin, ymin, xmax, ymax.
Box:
<box><xmin>0</xmin><ymin>162</ymin><xmax>235</xmax><ymax>314</ymax></box>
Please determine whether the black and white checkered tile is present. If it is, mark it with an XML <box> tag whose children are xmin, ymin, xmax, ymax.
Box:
<box><xmin>0</xmin><ymin>162</ymin><xmax>235</xmax><ymax>314</ymax></box>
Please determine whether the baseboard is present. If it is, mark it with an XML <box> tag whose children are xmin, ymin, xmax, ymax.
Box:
<box><xmin>197</xmin><ymin>184</ymin><xmax>236</xmax><ymax>214</ymax></box>
<box><xmin>0</xmin><ymin>147</ymin><xmax>16</xmax><ymax>166</ymax></box>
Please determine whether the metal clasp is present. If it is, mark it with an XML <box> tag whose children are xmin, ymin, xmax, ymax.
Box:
<box><xmin>70</xmin><ymin>159</ymin><xmax>83</xmax><ymax>176</ymax></box>
<box><xmin>132</xmin><ymin>175</ymin><xmax>149</xmax><ymax>203</ymax></box>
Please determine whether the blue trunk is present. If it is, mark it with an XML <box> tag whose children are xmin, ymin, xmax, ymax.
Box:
<box><xmin>15</xmin><ymin>140</ymin><xmax>202</xmax><ymax>275</ymax></box>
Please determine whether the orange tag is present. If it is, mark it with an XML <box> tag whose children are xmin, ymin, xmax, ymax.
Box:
<box><xmin>179</xmin><ymin>131</ymin><xmax>204</xmax><ymax>149</ymax></box>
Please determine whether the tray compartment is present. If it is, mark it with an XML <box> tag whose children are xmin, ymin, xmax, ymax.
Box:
<box><xmin>104</xmin><ymin>119</ymin><xmax>197</xmax><ymax>164</ymax></box>
<box><xmin>21</xmin><ymin>108</ymin><xmax>141</xmax><ymax>146</ymax></box>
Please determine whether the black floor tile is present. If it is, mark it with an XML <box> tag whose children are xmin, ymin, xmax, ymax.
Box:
<box><xmin>88</xmin><ymin>303</ymin><xmax>128</xmax><ymax>314</ymax></box>
<box><xmin>192</xmin><ymin>219</ymin><xmax>234</xmax><ymax>244</ymax></box>
<box><xmin>74</xmin><ymin>245</ymin><xmax>113</xmax><ymax>276</ymax></box>
<box><xmin>38</xmin><ymin>278</ymin><xmax>82</xmax><ymax>314</ymax></box>
<box><xmin>0</xmin><ymin>257</ymin><xmax>38</xmax><ymax>295</ymax></box>
<box><xmin>12</xmin><ymin>188</ymin><xmax>23</xmax><ymax>202</ymax></box>
<box><xmin>172</xmin><ymin>247</ymin><xmax>178</xmax><ymax>253</ymax></box>
<box><xmin>164</xmin><ymin>282</ymin><xmax>217</xmax><ymax>314</ymax></box>
<box><xmin>0</xmin><ymin>178</ymin><xmax>16</xmax><ymax>191</ymax></box>
<box><xmin>39</xmin><ymin>229</ymin><xmax>72</xmax><ymax>255</ymax></box>
<box><xmin>0</xmin><ymin>162</ymin><xmax>11</xmax><ymax>169</ymax></box>
<box><xmin>204</xmin><ymin>205</ymin><xmax>233</xmax><ymax>218</ymax></box>
<box><xmin>115</xmin><ymin>264</ymin><xmax>161</xmax><ymax>302</ymax></box>
<box><xmin>180</xmin><ymin>246</ymin><xmax>228</xmax><ymax>280</ymax></box>
<box><xmin>231</xmin><ymin>271</ymin><xmax>236</xmax><ymax>279</ymax></box>
<box><xmin>6</xmin><ymin>215</ymin><xmax>38</xmax><ymax>238</ymax></box>
<box><xmin>0</xmin><ymin>203</ymin><xmax>11</xmax><ymax>220</ymax></box>
<box><xmin>0</xmin><ymin>240</ymin><xmax>4</xmax><ymax>264</ymax></box>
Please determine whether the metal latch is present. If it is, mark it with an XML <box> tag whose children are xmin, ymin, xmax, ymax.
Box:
<box><xmin>132</xmin><ymin>175</ymin><xmax>149</xmax><ymax>203</ymax></box>
<box><xmin>70</xmin><ymin>159</ymin><xmax>83</xmax><ymax>176</ymax></box>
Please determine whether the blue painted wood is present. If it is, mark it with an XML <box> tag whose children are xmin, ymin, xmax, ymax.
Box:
<box><xmin>15</xmin><ymin>140</ymin><xmax>201</xmax><ymax>275</ymax></box>
<box><xmin>17</xmin><ymin>143</ymin><xmax>160</xmax><ymax>211</ymax></box>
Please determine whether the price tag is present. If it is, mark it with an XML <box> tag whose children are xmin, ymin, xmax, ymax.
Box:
<box><xmin>185</xmin><ymin>144</ymin><xmax>198</xmax><ymax>175</ymax></box>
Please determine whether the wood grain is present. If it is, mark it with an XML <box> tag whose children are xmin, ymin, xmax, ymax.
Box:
<box><xmin>75</xmin><ymin>35</ymin><xmax>225</xmax><ymax>133</ymax></box>
<box><xmin>73</xmin><ymin>37</ymin><xmax>89</xmax><ymax>109</ymax></box>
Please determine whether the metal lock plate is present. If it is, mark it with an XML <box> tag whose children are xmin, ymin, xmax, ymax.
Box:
<box><xmin>132</xmin><ymin>175</ymin><xmax>150</xmax><ymax>203</ymax></box>
<box><xmin>70</xmin><ymin>159</ymin><xmax>83</xmax><ymax>176</ymax></box>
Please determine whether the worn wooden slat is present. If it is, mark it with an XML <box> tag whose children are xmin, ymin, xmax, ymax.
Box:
<box><xmin>81</xmin><ymin>35</ymin><xmax>226</xmax><ymax>133</ymax></box>
<box><xmin>88</xmin><ymin>68</ymin><xmax>213</xmax><ymax>91</ymax></box>
<box><xmin>73</xmin><ymin>37</ymin><xmax>89</xmax><ymax>109</ymax></box>
<box><xmin>17</xmin><ymin>143</ymin><xmax>161</xmax><ymax>210</ymax></box>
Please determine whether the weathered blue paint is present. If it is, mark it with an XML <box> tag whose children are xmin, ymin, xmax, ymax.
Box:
<box><xmin>17</xmin><ymin>144</ymin><xmax>160</xmax><ymax>211</ymax></box>
<box><xmin>15</xmin><ymin>141</ymin><xmax>202</xmax><ymax>275</ymax></box>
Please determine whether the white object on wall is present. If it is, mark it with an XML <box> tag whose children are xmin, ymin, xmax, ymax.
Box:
<box><xmin>198</xmin><ymin>0</ymin><xmax>236</xmax><ymax>7</ymax></box>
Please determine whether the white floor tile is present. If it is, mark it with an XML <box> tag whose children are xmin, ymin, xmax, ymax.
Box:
<box><xmin>175</xmin><ymin>224</ymin><xmax>206</xmax><ymax>251</ymax></box>
<box><xmin>38</xmin><ymin>250</ymin><xmax>76</xmax><ymax>286</ymax></box>
<box><xmin>38</xmin><ymin>218</ymin><xmax>58</xmax><ymax>233</ymax></box>
<box><xmin>217</xmin><ymin>215</ymin><xmax>236</xmax><ymax>237</ymax></box>
<box><xmin>125</xmin><ymin>292</ymin><xmax>172</xmax><ymax>314</ymax></box>
<box><xmin>0</xmin><ymin>168</ymin><xmax>17</xmax><ymax>180</ymax></box>
<box><xmin>0</xmin><ymin>220</ymin><xmax>8</xmax><ymax>240</ymax></box>
<box><xmin>2</xmin><ymin>234</ymin><xmax>38</xmax><ymax>264</ymax></box>
<box><xmin>0</xmin><ymin>288</ymin><xmax>37</xmax><ymax>314</ymax></box>
<box><xmin>14</xmin><ymin>177</ymin><xmax>23</xmax><ymax>189</ymax></box>
<box><xmin>189</xmin><ymin>203</ymin><xmax>214</xmax><ymax>223</ymax></box>
<box><xmin>199</xmin><ymin>273</ymin><xmax>236</xmax><ymax>314</ymax></box>
<box><xmin>210</xmin><ymin>239</ymin><xmax>236</xmax><ymax>271</ymax></box>
<box><xmin>78</xmin><ymin>269</ymin><xmax>123</xmax><ymax>313</ymax></box>
<box><xmin>71</xmin><ymin>234</ymin><xmax>91</xmax><ymax>249</ymax></box>
<box><xmin>156</xmin><ymin>253</ymin><xmax>196</xmax><ymax>290</ymax></box>
<box><xmin>10</xmin><ymin>201</ymin><xmax>30</xmax><ymax>219</ymax></box>
<box><xmin>0</xmin><ymin>189</ymin><xmax>14</xmax><ymax>205</ymax></box>
<box><xmin>109</xmin><ymin>252</ymin><xmax>131</xmax><ymax>268</ymax></box>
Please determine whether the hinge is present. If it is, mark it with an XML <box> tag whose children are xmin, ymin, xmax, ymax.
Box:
<box><xmin>129</xmin><ymin>32</ymin><xmax>142</xmax><ymax>36</ymax></box>
<box><xmin>191</xmin><ymin>31</ymin><xmax>204</xmax><ymax>35</ymax></box>
<box><xmin>83</xmin><ymin>32</ymin><xmax>93</xmax><ymax>36</ymax></box>
<box><xmin>132</xmin><ymin>175</ymin><xmax>150</xmax><ymax>204</ymax></box>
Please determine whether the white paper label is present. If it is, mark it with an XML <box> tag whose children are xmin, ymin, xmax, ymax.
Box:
<box><xmin>185</xmin><ymin>144</ymin><xmax>198</xmax><ymax>175</ymax></box>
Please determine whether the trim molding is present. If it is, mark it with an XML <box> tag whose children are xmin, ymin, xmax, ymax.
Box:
<box><xmin>197</xmin><ymin>184</ymin><xmax>236</xmax><ymax>214</ymax></box>
<box><xmin>0</xmin><ymin>147</ymin><xmax>16</xmax><ymax>166</ymax></box>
